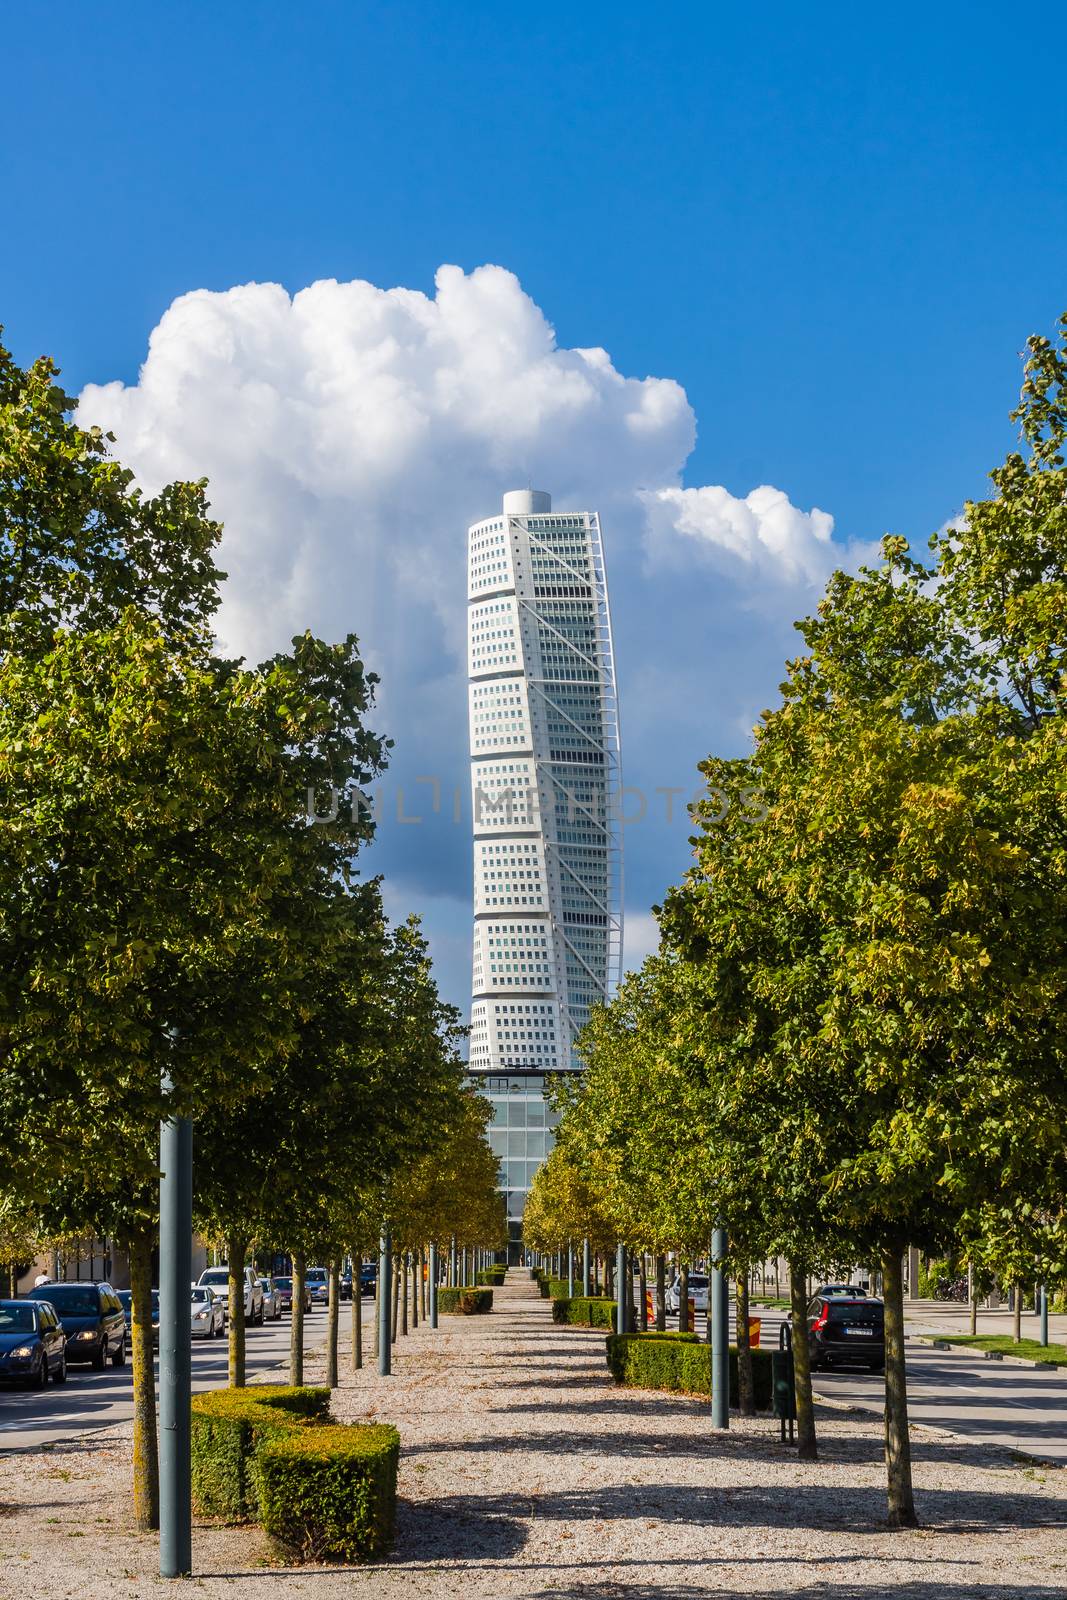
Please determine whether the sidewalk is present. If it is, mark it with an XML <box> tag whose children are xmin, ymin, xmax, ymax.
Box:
<box><xmin>3</xmin><ymin>1272</ymin><xmax>1067</xmax><ymax>1598</ymax></box>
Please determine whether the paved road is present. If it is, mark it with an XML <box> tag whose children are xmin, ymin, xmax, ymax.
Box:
<box><xmin>0</xmin><ymin>1299</ymin><xmax>375</xmax><ymax>1453</ymax></box>
<box><xmin>749</xmin><ymin>1303</ymin><xmax>1067</xmax><ymax>1466</ymax></box>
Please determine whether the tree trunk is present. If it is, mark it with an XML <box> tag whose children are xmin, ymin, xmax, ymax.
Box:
<box><xmin>412</xmin><ymin>1251</ymin><xmax>419</xmax><ymax>1328</ymax></box>
<box><xmin>638</xmin><ymin>1257</ymin><xmax>648</xmax><ymax>1330</ymax></box>
<box><xmin>372</xmin><ymin>1259</ymin><xmax>379</xmax><ymax>1360</ymax></box>
<box><xmin>605</xmin><ymin>1254</ymin><xmax>614</xmax><ymax>1298</ymax></box>
<box><xmin>882</xmin><ymin>1246</ymin><xmax>917</xmax><ymax>1527</ymax></box>
<box><xmin>736</xmin><ymin>1273</ymin><xmax>754</xmax><ymax>1416</ymax></box>
<box><xmin>390</xmin><ymin>1253</ymin><xmax>400</xmax><ymax>1343</ymax></box>
<box><xmin>351</xmin><ymin>1252</ymin><xmax>363</xmax><ymax>1371</ymax></box>
<box><xmin>227</xmin><ymin>1232</ymin><xmax>247</xmax><ymax>1388</ymax></box>
<box><xmin>789</xmin><ymin>1260</ymin><xmax>818</xmax><ymax>1461</ymax></box>
<box><xmin>1013</xmin><ymin>1282</ymin><xmax>1023</xmax><ymax>1343</ymax></box>
<box><xmin>127</xmin><ymin>1226</ymin><xmax>159</xmax><ymax>1530</ymax></box>
<box><xmin>325</xmin><ymin>1258</ymin><xmax>339</xmax><ymax>1387</ymax></box>
<box><xmin>290</xmin><ymin>1251</ymin><xmax>305</xmax><ymax>1385</ymax></box>
<box><xmin>655</xmin><ymin>1255</ymin><xmax>666</xmax><ymax>1332</ymax></box>
<box><xmin>420</xmin><ymin>1248</ymin><xmax>427</xmax><ymax>1319</ymax></box>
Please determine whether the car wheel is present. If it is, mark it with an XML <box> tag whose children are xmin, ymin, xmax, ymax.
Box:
<box><xmin>33</xmin><ymin>1355</ymin><xmax>48</xmax><ymax>1389</ymax></box>
<box><xmin>52</xmin><ymin>1353</ymin><xmax>67</xmax><ymax>1384</ymax></box>
<box><xmin>92</xmin><ymin>1339</ymin><xmax>107</xmax><ymax>1372</ymax></box>
<box><xmin>112</xmin><ymin>1334</ymin><xmax>127</xmax><ymax>1368</ymax></box>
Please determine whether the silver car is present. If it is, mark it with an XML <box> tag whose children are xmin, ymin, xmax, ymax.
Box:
<box><xmin>258</xmin><ymin>1277</ymin><xmax>283</xmax><ymax>1321</ymax></box>
<box><xmin>665</xmin><ymin>1273</ymin><xmax>710</xmax><ymax>1313</ymax></box>
<box><xmin>190</xmin><ymin>1286</ymin><xmax>226</xmax><ymax>1339</ymax></box>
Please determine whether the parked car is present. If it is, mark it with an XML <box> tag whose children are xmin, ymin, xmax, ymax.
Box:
<box><xmin>31</xmin><ymin>1281</ymin><xmax>127</xmax><ymax>1369</ymax></box>
<box><xmin>304</xmin><ymin>1266</ymin><xmax>329</xmax><ymax>1306</ymax></box>
<box><xmin>339</xmin><ymin>1269</ymin><xmax>353</xmax><ymax>1301</ymax></box>
<box><xmin>273</xmin><ymin>1275</ymin><xmax>312</xmax><ymax>1314</ymax></box>
<box><xmin>197</xmin><ymin>1266</ymin><xmax>265</xmax><ymax>1325</ymax></box>
<box><xmin>116</xmin><ymin>1289</ymin><xmax>160</xmax><ymax>1344</ymax></box>
<box><xmin>190</xmin><ymin>1286</ymin><xmax>226</xmax><ymax>1339</ymax></box>
<box><xmin>258</xmin><ymin>1277</ymin><xmax>283</xmax><ymax>1321</ymax></box>
<box><xmin>359</xmin><ymin>1262</ymin><xmax>377</xmax><ymax>1296</ymax></box>
<box><xmin>665</xmin><ymin>1273</ymin><xmax>710</xmax><ymax>1313</ymax></box>
<box><xmin>807</xmin><ymin>1293</ymin><xmax>885</xmax><ymax>1371</ymax></box>
<box><xmin>0</xmin><ymin>1299</ymin><xmax>67</xmax><ymax>1387</ymax></box>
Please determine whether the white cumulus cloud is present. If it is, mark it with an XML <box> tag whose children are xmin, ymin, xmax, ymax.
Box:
<box><xmin>76</xmin><ymin>262</ymin><xmax>864</xmax><ymax>1005</ymax></box>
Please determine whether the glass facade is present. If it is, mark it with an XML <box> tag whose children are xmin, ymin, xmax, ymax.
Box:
<box><xmin>467</xmin><ymin>490</ymin><xmax>621</xmax><ymax>1250</ymax></box>
<box><xmin>481</xmin><ymin>1070</ymin><xmax>560</xmax><ymax>1259</ymax></box>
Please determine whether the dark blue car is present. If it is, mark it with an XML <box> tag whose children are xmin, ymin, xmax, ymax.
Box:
<box><xmin>0</xmin><ymin>1299</ymin><xmax>67</xmax><ymax>1387</ymax></box>
<box><xmin>31</xmin><ymin>1281</ymin><xmax>128</xmax><ymax>1369</ymax></box>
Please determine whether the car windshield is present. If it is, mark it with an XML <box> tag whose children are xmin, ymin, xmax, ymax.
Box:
<box><xmin>828</xmin><ymin>1301</ymin><xmax>882</xmax><ymax>1323</ymax></box>
<box><xmin>33</xmin><ymin>1285</ymin><xmax>99</xmax><ymax>1315</ymax></box>
<box><xmin>306</xmin><ymin>1270</ymin><xmax>327</xmax><ymax>1282</ymax></box>
<box><xmin>0</xmin><ymin>1305</ymin><xmax>37</xmax><ymax>1333</ymax></box>
<box><xmin>258</xmin><ymin>1279</ymin><xmax>271</xmax><ymax>1289</ymax></box>
<box><xmin>117</xmin><ymin>1291</ymin><xmax>159</xmax><ymax>1312</ymax></box>
<box><xmin>275</xmin><ymin>1278</ymin><xmax>292</xmax><ymax>1290</ymax></box>
<box><xmin>687</xmin><ymin>1276</ymin><xmax>709</xmax><ymax>1287</ymax></box>
<box><xmin>190</xmin><ymin>1288</ymin><xmax>213</xmax><ymax>1302</ymax></box>
<box><xmin>199</xmin><ymin>1270</ymin><xmax>228</xmax><ymax>1285</ymax></box>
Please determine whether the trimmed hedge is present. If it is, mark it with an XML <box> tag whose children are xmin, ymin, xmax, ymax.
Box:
<box><xmin>190</xmin><ymin>1384</ymin><xmax>331</xmax><ymax>1520</ymax></box>
<box><xmin>552</xmin><ymin>1296</ymin><xmax>618</xmax><ymax>1330</ymax></box>
<box><xmin>605</xmin><ymin>1333</ymin><xmax>774</xmax><ymax>1410</ymax></box>
<box><xmin>255</xmin><ymin>1423</ymin><xmax>400</xmax><ymax>1563</ymax></box>
<box><xmin>476</xmin><ymin>1267</ymin><xmax>506</xmax><ymax>1286</ymax></box>
<box><xmin>438</xmin><ymin>1287</ymin><xmax>493</xmax><ymax>1315</ymax></box>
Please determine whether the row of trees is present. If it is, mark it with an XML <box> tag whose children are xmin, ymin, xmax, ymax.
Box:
<box><xmin>529</xmin><ymin>313</ymin><xmax>1067</xmax><ymax>1528</ymax></box>
<box><xmin>0</xmin><ymin>337</ymin><xmax>503</xmax><ymax>1528</ymax></box>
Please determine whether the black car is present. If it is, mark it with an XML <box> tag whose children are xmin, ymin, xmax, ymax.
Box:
<box><xmin>808</xmin><ymin>1293</ymin><xmax>884</xmax><ymax>1372</ymax></box>
<box><xmin>117</xmin><ymin>1289</ymin><xmax>160</xmax><ymax>1344</ymax></box>
<box><xmin>0</xmin><ymin>1299</ymin><xmax>67</xmax><ymax>1387</ymax></box>
<box><xmin>359</xmin><ymin>1262</ymin><xmax>377</xmax><ymax>1296</ymax></box>
<box><xmin>339</xmin><ymin>1270</ymin><xmax>353</xmax><ymax>1301</ymax></box>
<box><xmin>32</xmin><ymin>1281</ymin><xmax>128</xmax><ymax>1369</ymax></box>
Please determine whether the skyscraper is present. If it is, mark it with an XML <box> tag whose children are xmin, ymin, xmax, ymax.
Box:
<box><xmin>467</xmin><ymin>489</ymin><xmax>621</xmax><ymax>1246</ymax></box>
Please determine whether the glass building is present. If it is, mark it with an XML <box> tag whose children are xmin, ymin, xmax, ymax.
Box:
<box><xmin>467</xmin><ymin>490</ymin><xmax>621</xmax><ymax>1255</ymax></box>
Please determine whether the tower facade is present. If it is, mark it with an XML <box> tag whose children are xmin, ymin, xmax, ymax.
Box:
<box><xmin>467</xmin><ymin>490</ymin><xmax>621</xmax><ymax>1238</ymax></box>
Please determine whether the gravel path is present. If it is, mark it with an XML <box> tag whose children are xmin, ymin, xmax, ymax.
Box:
<box><xmin>3</xmin><ymin>1272</ymin><xmax>1066</xmax><ymax>1598</ymax></box>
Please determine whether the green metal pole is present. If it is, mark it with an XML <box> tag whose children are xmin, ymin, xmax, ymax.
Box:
<box><xmin>582</xmin><ymin>1237</ymin><xmax>591</xmax><ymax>1297</ymax></box>
<box><xmin>711</xmin><ymin>1226</ymin><xmax>729</xmax><ymax>1429</ymax></box>
<box><xmin>377</xmin><ymin>1226</ymin><xmax>392</xmax><ymax>1376</ymax></box>
<box><xmin>616</xmin><ymin>1242</ymin><xmax>628</xmax><ymax>1333</ymax></box>
<box><xmin>568</xmin><ymin>1241</ymin><xmax>574</xmax><ymax>1298</ymax></box>
<box><xmin>429</xmin><ymin>1243</ymin><xmax>438</xmax><ymax>1329</ymax></box>
<box><xmin>1039</xmin><ymin>1283</ymin><xmax>1049</xmax><ymax>1347</ymax></box>
<box><xmin>159</xmin><ymin>1083</ymin><xmax>192</xmax><ymax>1578</ymax></box>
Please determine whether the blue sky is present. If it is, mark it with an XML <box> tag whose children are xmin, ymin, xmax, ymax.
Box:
<box><xmin>5</xmin><ymin>3</ymin><xmax>1066</xmax><ymax>1012</ymax></box>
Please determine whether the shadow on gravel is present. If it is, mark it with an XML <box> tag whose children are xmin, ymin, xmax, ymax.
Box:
<box><xmin>479</xmin><ymin>1407</ymin><xmax>1030</xmax><ymax>1469</ymax></box>
<box><xmin>521</xmin><ymin>1585</ymin><xmax>1064</xmax><ymax>1600</ymax></box>
<box><xmin>399</xmin><ymin>1480</ymin><xmax>1067</xmax><ymax>1535</ymax></box>
<box><xmin>396</xmin><ymin>1494</ymin><xmax>528</xmax><ymax>1560</ymax></box>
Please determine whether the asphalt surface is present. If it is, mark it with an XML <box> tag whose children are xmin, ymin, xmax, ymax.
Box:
<box><xmin>0</xmin><ymin>1298</ymin><xmax>375</xmax><ymax>1453</ymax></box>
<box><xmin>6</xmin><ymin>1288</ymin><xmax>1067</xmax><ymax>1466</ymax></box>
<box><xmin>747</xmin><ymin>1303</ymin><xmax>1067</xmax><ymax>1467</ymax></box>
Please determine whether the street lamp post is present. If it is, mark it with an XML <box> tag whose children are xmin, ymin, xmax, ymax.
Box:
<box><xmin>615</xmin><ymin>1242</ymin><xmax>628</xmax><ymax>1334</ymax></box>
<box><xmin>377</xmin><ymin>1225</ymin><xmax>392</xmax><ymax>1376</ymax></box>
<box><xmin>710</xmin><ymin>1225</ymin><xmax>729</xmax><ymax>1430</ymax></box>
<box><xmin>159</xmin><ymin>1073</ymin><xmax>193</xmax><ymax>1578</ymax></box>
<box><xmin>582</xmin><ymin>1237</ymin><xmax>591</xmax><ymax>1298</ymax></box>
<box><xmin>428</xmin><ymin>1242</ymin><xmax>438</xmax><ymax>1328</ymax></box>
